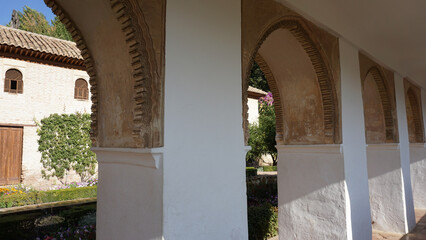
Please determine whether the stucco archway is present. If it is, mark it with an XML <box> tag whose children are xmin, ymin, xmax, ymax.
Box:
<box><xmin>242</xmin><ymin>1</ymin><xmax>347</xmax><ymax>238</ymax></box>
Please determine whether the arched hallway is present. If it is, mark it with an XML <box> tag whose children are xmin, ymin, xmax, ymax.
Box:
<box><xmin>42</xmin><ymin>0</ymin><xmax>426</xmax><ymax>239</ymax></box>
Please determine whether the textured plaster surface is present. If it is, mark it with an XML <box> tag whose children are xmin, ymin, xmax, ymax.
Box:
<box><xmin>0</xmin><ymin>57</ymin><xmax>90</xmax><ymax>188</ymax></box>
<box><xmin>367</xmin><ymin>144</ymin><xmax>406</xmax><ymax>233</ymax></box>
<box><xmin>409</xmin><ymin>144</ymin><xmax>426</xmax><ymax>209</ymax></box>
<box><xmin>94</xmin><ymin>149</ymin><xmax>163</xmax><ymax>240</ymax></box>
<box><xmin>277</xmin><ymin>145</ymin><xmax>346</xmax><ymax>240</ymax></box>
<box><xmin>258</xmin><ymin>29</ymin><xmax>325</xmax><ymax>144</ymax></box>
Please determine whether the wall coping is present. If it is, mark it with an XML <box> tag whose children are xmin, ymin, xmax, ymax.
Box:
<box><xmin>275</xmin><ymin>144</ymin><xmax>342</xmax><ymax>154</ymax></box>
<box><xmin>92</xmin><ymin>147</ymin><xmax>164</xmax><ymax>169</ymax></box>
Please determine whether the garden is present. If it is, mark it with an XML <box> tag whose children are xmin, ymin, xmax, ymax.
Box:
<box><xmin>0</xmin><ymin>181</ymin><xmax>97</xmax><ymax>239</ymax></box>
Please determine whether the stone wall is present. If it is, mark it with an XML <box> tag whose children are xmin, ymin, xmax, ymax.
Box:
<box><xmin>0</xmin><ymin>57</ymin><xmax>91</xmax><ymax>189</ymax></box>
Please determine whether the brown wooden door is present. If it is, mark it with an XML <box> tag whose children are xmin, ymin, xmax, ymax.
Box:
<box><xmin>0</xmin><ymin>126</ymin><xmax>23</xmax><ymax>185</ymax></box>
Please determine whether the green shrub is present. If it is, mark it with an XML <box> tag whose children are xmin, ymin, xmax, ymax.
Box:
<box><xmin>247</xmin><ymin>177</ymin><xmax>277</xmax><ymax>199</ymax></box>
<box><xmin>0</xmin><ymin>186</ymin><xmax>97</xmax><ymax>208</ymax></box>
<box><xmin>262</xmin><ymin>166</ymin><xmax>277</xmax><ymax>172</ymax></box>
<box><xmin>37</xmin><ymin>113</ymin><xmax>96</xmax><ymax>183</ymax></box>
<box><xmin>248</xmin><ymin>203</ymin><xmax>278</xmax><ymax>240</ymax></box>
<box><xmin>246</xmin><ymin>167</ymin><xmax>257</xmax><ymax>177</ymax></box>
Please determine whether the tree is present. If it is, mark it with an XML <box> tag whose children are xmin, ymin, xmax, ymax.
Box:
<box><xmin>51</xmin><ymin>16</ymin><xmax>73</xmax><ymax>41</ymax></box>
<box><xmin>36</xmin><ymin>113</ymin><xmax>96</xmax><ymax>183</ymax></box>
<box><xmin>246</xmin><ymin>93</ymin><xmax>278</xmax><ymax>166</ymax></box>
<box><xmin>8</xmin><ymin>6</ymin><xmax>73</xmax><ymax>41</ymax></box>
<box><xmin>249</xmin><ymin>61</ymin><xmax>270</xmax><ymax>92</ymax></box>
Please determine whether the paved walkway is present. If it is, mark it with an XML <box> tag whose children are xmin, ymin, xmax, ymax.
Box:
<box><xmin>268</xmin><ymin>209</ymin><xmax>426</xmax><ymax>240</ymax></box>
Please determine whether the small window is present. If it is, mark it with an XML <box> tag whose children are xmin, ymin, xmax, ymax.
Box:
<box><xmin>74</xmin><ymin>79</ymin><xmax>89</xmax><ymax>100</ymax></box>
<box><xmin>4</xmin><ymin>69</ymin><xmax>23</xmax><ymax>94</ymax></box>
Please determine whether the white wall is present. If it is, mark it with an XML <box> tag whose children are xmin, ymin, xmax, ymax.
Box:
<box><xmin>247</xmin><ymin>98</ymin><xmax>259</xmax><ymax>124</ymax></box>
<box><xmin>164</xmin><ymin>0</ymin><xmax>246</xmax><ymax>239</ymax></box>
<box><xmin>366</xmin><ymin>144</ymin><xmax>406</xmax><ymax>233</ymax></box>
<box><xmin>339</xmin><ymin>39</ymin><xmax>372</xmax><ymax>240</ymax></box>
<box><xmin>0</xmin><ymin>57</ymin><xmax>91</xmax><ymax>188</ymax></box>
<box><xmin>277</xmin><ymin>145</ymin><xmax>346</xmax><ymax>240</ymax></box>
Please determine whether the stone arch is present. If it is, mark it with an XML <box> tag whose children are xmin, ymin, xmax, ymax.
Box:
<box><xmin>44</xmin><ymin>0</ymin><xmax>99</xmax><ymax>145</ymax></box>
<box><xmin>109</xmin><ymin>0</ymin><xmax>164</xmax><ymax>148</ymax></box>
<box><xmin>254</xmin><ymin>54</ymin><xmax>285</xmax><ymax>144</ymax></box>
<box><xmin>406</xmin><ymin>87</ymin><xmax>424</xmax><ymax>143</ymax></box>
<box><xmin>243</xmin><ymin>17</ymin><xmax>339</xmax><ymax>145</ymax></box>
<box><xmin>46</xmin><ymin>0</ymin><xmax>165</xmax><ymax>148</ymax></box>
<box><xmin>362</xmin><ymin>66</ymin><xmax>397</xmax><ymax>143</ymax></box>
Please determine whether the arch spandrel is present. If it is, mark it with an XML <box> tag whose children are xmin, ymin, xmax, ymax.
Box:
<box><xmin>242</xmin><ymin>0</ymin><xmax>341</xmax><ymax>145</ymax></box>
<box><xmin>46</xmin><ymin>0</ymin><xmax>165</xmax><ymax>148</ymax></box>
<box><xmin>404</xmin><ymin>79</ymin><xmax>425</xmax><ymax>143</ymax></box>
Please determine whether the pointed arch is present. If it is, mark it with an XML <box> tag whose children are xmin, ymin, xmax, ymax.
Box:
<box><xmin>363</xmin><ymin>66</ymin><xmax>397</xmax><ymax>142</ymax></box>
<box><xmin>406</xmin><ymin>87</ymin><xmax>424</xmax><ymax>143</ymax></box>
<box><xmin>243</xmin><ymin>17</ymin><xmax>339</xmax><ymax>144</ymax></box>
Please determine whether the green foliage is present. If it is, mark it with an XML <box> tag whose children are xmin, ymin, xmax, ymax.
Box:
<box><xmin>249</xmin><ymin>62</ymin><xmax>270</xmax><ymax>92</ymax></box>
<box><xmin>0</xmin><ymin>186</ymin><xmax>97</xmax><ymax>208</ymax></box>
<box><xmin>51</xmin><ymin>16</ymin><xmax>73</xmax><ymax>41</ymax></box>
<box><xmin>246</xmin><ymin>177</ymin><xmax>277</xmax><ymax>199</ymax></box>
<box><xmin>246</xmin><ymin>167</ymin><xmax>257</xmax><ymax>177</ymax></box>
<box><xmin>248</xmin><ymin>203</ymin><xmax>278</xmax><ymax>240</ymax></box>
<box><xmin>262</xmin><ymin>166</ymin><xmax>277</xmax><ymax>172</ymax></box>
<box><xmin>246</xmin><ymin>103</ymin><xmax>277</xmax><ymax>166</ymax></box>
<box><xmin>9</xmin><ymin>6</ymin><xmax>73</xmax><ymax>41</ymax></box>
<box><xmin>37</xmin><ymin>113</ymin><xmax>96</xmax><ymax>183</ymax></box>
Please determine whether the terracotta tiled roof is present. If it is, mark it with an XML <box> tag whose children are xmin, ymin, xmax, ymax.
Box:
<box><xmin>0</xmin><ymin>25</ymin><xmax>82</xmax><ymax>60</ymax></box>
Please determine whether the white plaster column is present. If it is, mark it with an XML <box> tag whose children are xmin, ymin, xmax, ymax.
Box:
<box><xmin>277</xmin><ymin>145</ymin><xmax>347</xmax><ymax>240</ymax></box>
<box><xmin>409</xmin><ymin>88</ymin><xmax>426</xmax><ymax>209</ymax></box>
<box><xmin>93</xmin><ymin>148</ymin><xmax>164</xmax><ymax>240</ymax></box>
<box><xmin>394</xmin><ymin>73</ymin><xmax>416</xmax><ymax>231</ymax></box>
<box><xmin>164</xmin><ymin>0</ymin><xmax>247</xmax><ymax>239</ymax></box>
<box><xmin>339</xmin><ymin>39</ymin><xmax>372</xmax><ymax>240</ymax></box>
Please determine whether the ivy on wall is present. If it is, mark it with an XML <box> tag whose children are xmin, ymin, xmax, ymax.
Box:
<box><xmin>36</xmin><ymin>113</ymin><xmax>96</xmax><ymax>183</ymax></box>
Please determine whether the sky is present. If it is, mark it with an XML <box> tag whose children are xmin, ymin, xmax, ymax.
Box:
<box><xmin>0</xmin><ymin>0</ymin><xmax>55</xmax><ymax>26</ymax></box>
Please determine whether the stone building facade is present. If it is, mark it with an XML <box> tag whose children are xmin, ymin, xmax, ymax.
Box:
<box><xmin>0</xmin><ymin>26</ymin><xmax>91</xmax><ymax>188</ymax></box>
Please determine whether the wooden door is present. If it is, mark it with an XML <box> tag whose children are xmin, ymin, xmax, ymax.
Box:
<box><xmin>0</xmin><ymin>126</ymin><xmax>23</xmax><ymax>185</ymax></box>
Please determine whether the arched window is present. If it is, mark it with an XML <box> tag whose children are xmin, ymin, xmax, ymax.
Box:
<box><xmin>74</xmin><ymin>79</ymin><xmax>89</xmax><ymax>100</ymax></box>
<box><xmin>4</xmin><ymin>69</ymin><xmax>23</xmax><ymax>94</ymax></box>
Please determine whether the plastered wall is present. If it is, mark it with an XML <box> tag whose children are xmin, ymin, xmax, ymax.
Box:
<box><xmin>0</xmin><ymin>57</ymin><xmax>91</xmax><ymax>188</ymax></box>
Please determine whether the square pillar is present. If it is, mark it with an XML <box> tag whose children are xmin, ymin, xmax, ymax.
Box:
<box><xmin>394</xmin><ymin>74</ymin><xmax>416</xmax><ymax>231</ymax></box>
<box><xmin>409</xmin><ymin>88</ymin><xmax>426</xmax><ymax>209</ymax></box>
<box><xmin>339</xmin><ymin>39</ymin><xmax>372</xmax><ymax>240</ymax></box>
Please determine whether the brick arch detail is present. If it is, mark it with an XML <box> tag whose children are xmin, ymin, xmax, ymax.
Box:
<box><xmin>243</xmin><ymin>17</ymin><xmax>339</xmax><ymax>144</ymax></box>
<box><xmin>44</xmin><ymin>0</ymin><xmax>99</xmax><ymax>145</ymax></box>
<box><xmin>254</xmin><ymin>54</ymin><xmax>285</xmax><ymax>144</ymax></box>
<box><xmin>407</xmin><ymin>88</ymin><xmax>424</xmax><ymax>143</ymax></box>
<box><xmin>364</xmin><ymin>66</ymin><xmax>396</xmax><ymax>142</ymax></box>
<box><xmin>110</xmin><ymin>0</ymin><xmax>164</xmax><ymax>148</ymax></box>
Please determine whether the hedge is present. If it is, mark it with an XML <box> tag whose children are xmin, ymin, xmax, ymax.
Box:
<box><xmin>263</xmin><ymin>166</ymin><xmax>277</xmax><ymax>172</ymax></box>
<box><xmin>0</xmin><ymin>186</ymin><xmax>97</xmax><ymax>208</ymax></box>
<box><xmin>248</xmin><ymin>203</ymin><xmax>278</xmax><ymax>240</ymax></box>
<box><xmin>246</xmin><ymin>167</ymin><xmax>257</xmax><ymax>177</ymax></box>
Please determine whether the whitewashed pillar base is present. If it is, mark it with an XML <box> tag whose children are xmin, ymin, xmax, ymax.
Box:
<box><xmin>93</xmin><ymin>147</ymin><xmax>164</xmax><ymax>240</ymax></box>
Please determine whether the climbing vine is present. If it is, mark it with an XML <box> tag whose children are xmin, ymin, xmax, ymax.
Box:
<box><xmin>36</xmin><ymin>113</ymin><xmax>96</xmax><ymax>183</ymax></box>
